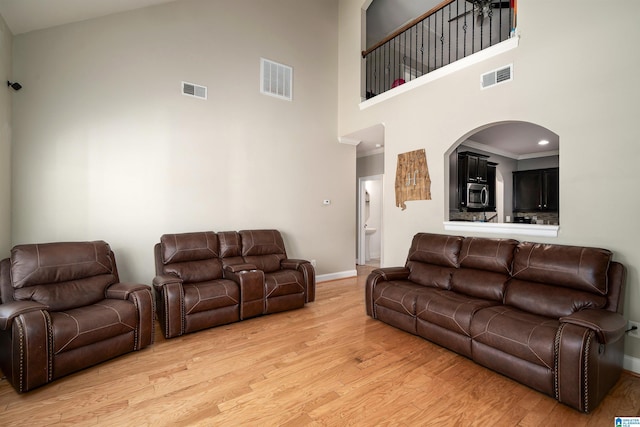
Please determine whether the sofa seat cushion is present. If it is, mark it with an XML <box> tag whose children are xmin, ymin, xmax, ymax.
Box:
<box><xmin>183</xmin><ymin>280</ymin><xmax>239</xmax><ymax>315</ymax></box>
<box><xmin>371</xmin><ymin>280</ymin><xmax>426</xmax><ymax>316</ymax></box>
<box><xmin>471</xmin><ymin>305</ymin><xmax>559</xmax><ymax>369</ymax></box>
<box><xmin>51</xmin><ymin>299</ymin><xmax>137</xmax><ymax>354</ymax></box>
<box><xmin>415</xmin><ymin>288</ymin><xmax>498</xmax><ymax>336</ymax></box>
<box><xmin>265</xmin><ymin>270</ymin><xmax>305</xmax><ymax>299</ymax></box>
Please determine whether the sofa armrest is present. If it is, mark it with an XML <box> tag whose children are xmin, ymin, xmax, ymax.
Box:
<box><xmin>153</xmin><ymin>274</ymin><xmax>183</xmax><ymax>288</ymax></box>
<box><xmin>105</xmin><ymin>282</ymin><xmax>150</xmax><ymax>300</ymax></box>
<box><xmin>373</xmin><ymin>267</ymin><xmax>410</xmax><ymax>281</ymax></box>
<box><xmin>281</xmin><ymin>259</ymin><xmax>315</xmax><ymax>303</ymax></box>
<box><xmin>0</xmin><ymin>301</ymin><xmax>48</xmax><ymax>330</ymax></box>
<box><xmin>225</xmin><ymin>267</ymin><xmax>265</xmax><ymax>320</ymax></box>
<box><xmin>152</xmin><ymin>275</ymin><xmax>184</xmax><ymax>339</ymax></box>
<box><xmin>105</xmin><ymin>283</ymin><xmax>154</xmax><ymax>349</ymax></box>
<box><xmin>281</xmin><ymin>259</ymin><xmax>309</xmax><ymax>270</ymax></box>
<box><xmin>0</xmin><ymin>306</ymin><xmax>51</xmax><ymax>391</ymax></box>
<box><xmin>224</xmin><ymin>263</ymin><xmax>258</xmax><ymax>274</ymax></box>
<box><xmin>560</xmin><ymin>309</ymin><xmax>627</xmax><ymax>344</ymax></box>
<box><xmin>365</xmin><ymin>267</ymin><xmax>410</xmax><ymax>317</ymax></box>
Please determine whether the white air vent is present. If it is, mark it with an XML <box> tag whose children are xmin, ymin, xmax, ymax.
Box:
<box><xmin>481</xmin><ymin>64</ymin><xmax>513</xmax><ymax>89</ymax></box>
<box><xmin>260</xmin><ymin>58</ymin><xmax>292</xmax><ymax>101</ymax></box>
<box><xmin>182</xmin><ymin>81</ymin><xmax>207</xmax><ymax>100</ymax></box>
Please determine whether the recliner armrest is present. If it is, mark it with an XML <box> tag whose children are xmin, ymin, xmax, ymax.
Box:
<box><xmin>105</xmin><ymin>282</ymin><xmax>151</xmax><ymax>300</ymax></box>
<box><xmin>365</xmin><ymin>267</ymin><xmax>410</xmax><ymax>317</ymax></box>
<box><xmin>281</xmin><ymin>259</ymin><xmax>315</xmax><ymax>303</ymax></box>
<box><xmin>0</xmin><ymin>300</ymin><xmax>48</xmax><ymax>330</ymax></box>
<box><xmin>152</xmin><ymin>274</ymin><xmax>183</xmax><ymax>290</ymax></box>
<box><xmin>373</xmin><ymin>267</ymin><xmax>410</xmax><ymax>281</ymax></box>
<box><xmin>281</xmin><ymin>259</ymin><xmax>310</xmax><ymax>270</ymax></box>
<box><xmin>224</xmin><ymin>263</ymin><xmax>257</xmax><ymax>273</ymax></box>
<box><xmin>224</xmin><ymin>267</ymin><xmax>265</xmax><ymax>320</ymax></box>
<box><xmin>560</xmin><ymin>309</ymin><xmax>627</xmax><ymax>344</ymax></box>
<box><xmin>105</xmin><ymin>282</ymin><xmax>155</xmax><ymax>348</ymax></box>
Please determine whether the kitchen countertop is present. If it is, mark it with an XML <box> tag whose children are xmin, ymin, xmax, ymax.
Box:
<box><xmin>444</xmin><ymin>221</ymin><xmax>559</xmax><ymax>238</ymax></box>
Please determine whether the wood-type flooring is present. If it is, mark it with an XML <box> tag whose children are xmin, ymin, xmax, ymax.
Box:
<box><xmin>1</xmin><ymin>266</ymin><xmax>638</xmax><ymax>426</ymax></box>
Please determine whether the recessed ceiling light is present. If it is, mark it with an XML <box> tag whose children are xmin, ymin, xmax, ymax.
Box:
<box><xmin>538</xmin><ymin>139</ymin><xmax>549</xmax><ymax>145</ymax></box>
<box><xmin>375</xmin><ymin>144</ymin><xmax>382</xmax><ymax>148</ymax></box>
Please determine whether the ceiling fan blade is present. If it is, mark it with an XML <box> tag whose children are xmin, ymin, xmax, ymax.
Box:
<box><xmin>448</xmin><ymin>9</ymin><xmax>473</xmax><ymax>22</ymax></box>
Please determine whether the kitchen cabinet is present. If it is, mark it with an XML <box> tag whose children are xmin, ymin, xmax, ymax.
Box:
<box><xmin>513</xmin><ymin>167</ymin><xmax>559</xmax><ymax>212</ymax></box>
<box><xmin>487</xmin><ymin>162</ymin><xmax>497</xmax><ymax>211</ymax></box>
<box><xmin>458</xmin><ymin>152</ymin><xmax>488</xmax><ymax>184</ymax></box>
<box><xmin>457</xmin><ymin>152</ymin><xmax>495</xmax><ymax>211</ymax></box>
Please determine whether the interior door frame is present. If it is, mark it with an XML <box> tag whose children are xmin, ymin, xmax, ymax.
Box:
<box><xmin>357</xmin><ymin>174</ymin><xmax>383</xmax><ymax>266</ymax></box>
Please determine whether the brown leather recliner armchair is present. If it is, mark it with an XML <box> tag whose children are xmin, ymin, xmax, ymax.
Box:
<box><xmin>0</xmin><ymin>241</ymin><xmax>155</xmax><ymax>393</ymax></box>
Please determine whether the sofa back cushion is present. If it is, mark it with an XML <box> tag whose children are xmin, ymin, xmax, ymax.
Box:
<box><xmin>407</xmin><ymin>262</ymin><xmax>455</xmax><ymax>290</ymax></box>
<box><xmin>406</xmin><ymin>233</ymin><xmax>463</xmax><ymax>268</ymax></box>
<box><xmin>160</xmin><ymin>232</ymin><xmax>219</xmax><ymax>264</ymax></box>
<box><xmin>512</xmin><ymin>242</ymin><xmax>611</xmax><ymax>295</ymax></box>
<box><xmin>451</xmin><ymin>269</ymin><xmax>510</xmax><ymax>301</ymax></box>
<box><xmin>459</xmin><ymin>237</ymin><xmax>518</xmax><ymax>274</ymax></box>
<box><xmin>505</xmin><ymin>279</ymin><xmax>608</xmax><ymax>318</ymax></box>
<box><xmin>159</xmin><ymin>232</ymin><xmax>223</xmax><ymax>283</ymax></box>
<box><xmin>218</xmin><ymin>231</ymin><xmax>244</xmax><ymax>266</ymax></box>
<box><xmin>240</xmin><ymin>230</ymin><xmax>287</xmax><ymax>273</ymax></box>
<box><xmin>10</xmin><ymin>241</ymin><xmax>117</xmax><ymax>311</ymax></box>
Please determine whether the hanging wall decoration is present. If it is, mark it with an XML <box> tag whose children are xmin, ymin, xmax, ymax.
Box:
<box><xmin>395</xmin><ymin>148</ymin><xmax>432</xmax><ymax>210</ymax></box>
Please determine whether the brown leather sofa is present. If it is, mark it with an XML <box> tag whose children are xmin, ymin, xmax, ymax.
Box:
<box><xmin>0</xmin><ymin>241</ymin><xmax>155</xmax><ymax>393</ymax></box>
<box><xmin>365</xmin><ymin>233</ymin><xmax>627</xmax><ymax>412</ymax></box>
<box><xmin>153</xmin><ymin>229</ymin><xmax>315</xmax><ymax>339</ymax></box>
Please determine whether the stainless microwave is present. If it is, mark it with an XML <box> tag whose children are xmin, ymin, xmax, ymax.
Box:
<box><xmin>467</xmin><ymin>183</ymin><xmax>489</xmax><ymax>209</ymax></box>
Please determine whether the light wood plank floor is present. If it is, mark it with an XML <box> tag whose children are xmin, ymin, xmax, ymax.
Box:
<box><xmin>1</xmin><ymin>268</ymin><xmax>639</xmax><ymax>426</ymax></box>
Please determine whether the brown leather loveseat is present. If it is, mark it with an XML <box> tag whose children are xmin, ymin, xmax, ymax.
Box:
<box><xmin>0</xmin><ymin>241</ymin><xmax>155</xmax><ymax>393</ymax></box>
<box><xmin>365</xmin><ymin>233</ymin><xmax>627</xmax><ymax>412</ymax></box>
<box><xmin>153</xmin><ymin>229</ymin><xmax>315</xmax><ymax>338</ymax></box>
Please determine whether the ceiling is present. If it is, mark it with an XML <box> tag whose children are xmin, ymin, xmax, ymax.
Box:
<box><xmin>465</xmin><ymin>122</ymin><xmax>559</xmax><ymax>159</ymax></box>
<box><xmin>0</xmin><ymin>0</ymin><xmax>184</xmax><ymax>35</ymax></box>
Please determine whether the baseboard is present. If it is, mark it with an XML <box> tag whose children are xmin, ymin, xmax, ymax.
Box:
<box><xmin>316</xmin><ymin>270</ymin><xmax>357</xmax><ymax>283</ymax></box>
<box><xmin>624</xmin><ymin>354</ymin><xmax>640</xmax><ymax>375</ymax></box>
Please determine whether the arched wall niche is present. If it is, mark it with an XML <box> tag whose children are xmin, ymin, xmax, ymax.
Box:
<box><xmin>444</xmin><ymin>121</ymin><xmax>560</xmax><ymax>233</ymax></box>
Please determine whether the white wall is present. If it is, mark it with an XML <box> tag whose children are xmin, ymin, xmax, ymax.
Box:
<box><xmin>10</xmin><ymin>0</ymin><xmax>353</xmax><ymax>282</ymax></box>
<box><xmin>339</xmin><ymin>0</ymin><xmax>640</xmax><ymax>361</ymax></box>
<box><xmin>0</xmin><ymin>15</ymin><xmax>10</xmax><ymax>256</ymax></box>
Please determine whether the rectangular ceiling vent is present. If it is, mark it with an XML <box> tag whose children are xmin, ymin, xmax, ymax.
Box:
<box><xmin>260</xmin><ymin>58</ymin><xmax>293</xmax><ymax>101</ymax></box>
<box><xmin>481</xmin><ymin>64</ymin><xmax>513</xmax><ymax>90</ymax></box>
<box><xmin>182</xmin><ymin>81</ymin><xmax>207</xmax><ymax>100</ymax></box>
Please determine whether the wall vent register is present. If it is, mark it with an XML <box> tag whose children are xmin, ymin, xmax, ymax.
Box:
<box><xmin>481</xmin><ymin>64</ymin><xmax>513</xmax><ymax>89</ymax></box>
<box><xmin>260</xmin><ymin>58</ymin><xmax>293</xmax><ymax>101</ymax></box>
<box><xmin>182</xmin><ymin>81</ymin><xmax>207</xmax><ymax>100</ymax></box>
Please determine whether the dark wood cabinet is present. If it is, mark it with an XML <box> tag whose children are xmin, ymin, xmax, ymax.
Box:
<box><xmin>457</xmin><ymin>151</ymin><xmax>495</xmax><ymax>211</ymax></box>
<box><xmin>513</xmin><ymin>167</ymin><xmax>559</xmax><ymax>212</ymax></box>
<box><xmin>458</xmin><ymin>152</ymin><xmax>488</xmax><ymax>184</ymax></box>
<box><xmin>487</xmin><ymin>162</ymin><xmax>497</xmax><ymax>211</ymax></box>
<box><xmin>542</xmin><ymin>168</ymin><xmax>559</xmax><ymax>211</ymax></box>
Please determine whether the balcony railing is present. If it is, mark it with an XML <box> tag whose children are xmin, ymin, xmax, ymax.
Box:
<box><xmin>362</xmin><ymin>0</ymin><xmax>515</xmax><ymax>99</ymax></box>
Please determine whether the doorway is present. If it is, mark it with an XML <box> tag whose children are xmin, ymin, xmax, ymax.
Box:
<box><xmin>358</xmin><ymin>175</ymin><xmax>383</xmax><ymax>267</ymax></box>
